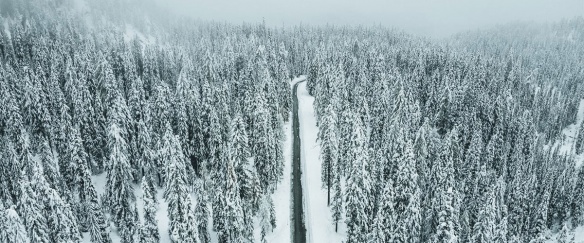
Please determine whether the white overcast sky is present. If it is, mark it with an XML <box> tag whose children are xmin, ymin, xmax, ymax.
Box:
<box><xmin>156</xmin><ymin>0</ymin><xmax>584</xmax><ymax>38</ymax></box>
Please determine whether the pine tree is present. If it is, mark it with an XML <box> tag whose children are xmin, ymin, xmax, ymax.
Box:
<box><xmin>3</xmin><ymin>205</ymin><xmax>30</xmax><ymax>243</ymax></box>
<box><xmin>45</xmin><ymin>188</ymin><xmax>81</xmax><ymax>242</ymax></box>
<box><xmin>368</xmin><ymin>179</ymin><xmax>397</xmax><ymax>242</ymax></box>
<box><xmin>18</xmin><ymin>178</ymin><xmax>50</xmax><ymax>243</ymax></box>
<box><xmin>345</xmin><ymin>120</ymin><xmax>372</xmax><ymax>243</ymax></box>
<box><xmin>576</xmin><ymin>120</ymin><xmax>584</xmax><ymax>154</ymax></box>
<box><xmin>251</xmin><ymin>100</ymin><xmax>279</xmax><ymax>193</ymax></box>
<box><xmin>86</xmin><ymin>182</ymin><xmax>112</xmax><ymax>243</ymax></box>
<box><xmin>573</xmin><ymin>167</ymin><xmax>584</xmax><ymax>224</ymax></box>
<box><xmin>193</xmin><ymin>179</ymin><xmax>211</xmax><ymax>243</ymax></box>
<box><xmin>0</xmin><ymin>201</ymin><xmax>5</xmax><ymax>240</ymax></box>
<box><xmin>259</xmin><ymin>195</ymin><xmax>275</xmax><ymax>243</ymax></box>
<box><xmin>136</xmin><ymin>118</ymin><xmax>155</xmax><ymax>186</ymax></box>
<box><xmin>494</xmin><ymin>193</ymin><xmax>508</xmax><ymax>243</ymax></box>
<box><xmin>1</xmin><ymin>139</ymin><xmax>19</xmax><ymax>209</ymax></box>
<box><xmin>76</xmin><ymin>157</ymin><xmax>94</xmax><ymax>232</ymax></box>
<box><xmin>472</xmin><ymin>185</ymin><xmax>496</xmax><ymax>243</ymax></box>
<box><xmin>394</xmin><ymin>141</ymin><xmax>422</xmax><ymax>243</ymax></box>
<box><xmin>104</xmin><ymin>123</ymin><xmax>137</xmax><ymax>243</ymax></box>
<box><xmin>332</xmin><ymin>165</ymin><xmax>343</xmax><ymax>232</ymax></box>
<box><xmin>39</xmin><ymin>139</ymin><xmax>64</xmax><ymax>196</ymax></box>
<box><xmin>163</xmin><ymin>132</ymin><xmax>200</xmax><ymax>243</ymax></box>
<box><xmin>338</xmin><ymin>99</ymin><xmax>354</xmax><ymax>177</ymax></box>
<box><xmin>140</xmin><ymin>177</ymin><xmax>159</xmax><ymax>243</ymax></box>
<box><xmin>319</xmin><ymin>103</ymin><xmax>338</xmax><ymax>205</ymax></box>
<box><xmin>432</xmin><ymin>130</ymin><xmax>459</xmax><ymax>243</ymax></box>
<box><xmin>236</xmin><ymin>153</ymin><xmax>262</xmax><ymax>242</ymax></box>
<box><xmin>221</xmin><ymin>126</ymin><xmax>247</xmax><ymax>242</ymax></box>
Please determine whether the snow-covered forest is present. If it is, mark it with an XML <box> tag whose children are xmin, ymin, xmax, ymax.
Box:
<box><xmin>1</xmin><ymin>0</ymin><xmax>584</xmax><ymax>242</ymax></box>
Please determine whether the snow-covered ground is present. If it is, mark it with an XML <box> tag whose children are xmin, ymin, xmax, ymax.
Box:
<box><xmin>297</xmin><ymin>81</ymin><xmax>346</xmax><ymax>243</ymax></box>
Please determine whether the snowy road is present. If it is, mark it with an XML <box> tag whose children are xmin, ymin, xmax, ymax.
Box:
<box><xmin>292</xmin><ymin>80</ymin><xmax>307</xmax><ymax>243</ymax></box>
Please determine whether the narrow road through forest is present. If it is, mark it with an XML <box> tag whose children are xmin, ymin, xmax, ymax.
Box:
<box><xmin>292</xmin><ymin>80</ymin><xmax>307</xmax><ymax>243</ymax></box>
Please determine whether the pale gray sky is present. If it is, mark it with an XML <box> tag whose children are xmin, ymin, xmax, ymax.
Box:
<box><xmin>157</xmin><ymin>0</ymin><xmax>584</xmax><ymax>38</ymax></box>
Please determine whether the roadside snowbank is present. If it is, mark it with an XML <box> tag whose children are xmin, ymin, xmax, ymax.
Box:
<box><xmin>297</xmin><ymin>81</ymin><xmax>346</xmax><ymax>243</ymax></box>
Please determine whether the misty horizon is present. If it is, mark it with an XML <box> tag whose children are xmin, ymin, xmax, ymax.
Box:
<box><xmin>154</xmin><ymin>0</ymin><xmax>584</xmax><ymax>38</ymax></box>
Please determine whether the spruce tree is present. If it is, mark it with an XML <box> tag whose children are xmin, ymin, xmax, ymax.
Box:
<box><xmin>3</xmin><ymin>205</ymin><xmax>30</xmax><ymax>243</ymax></box>
<box><xmin>369</xmin><ymin>179</ymin><xmax>397</xmax><ymax>242</ymax></box>
<box><xmin>345</xmin><ymin>120</ymin><xmax>372</xmax><ymax>243</ymax></box>
<box><xmin>394</xmin><ymin>141</ymin><xmax>422</xmax><ymax>242</ymax></box>
<box><xmin>87</xmin><ymin>193</ymin><xmax>112</xmax><ymax>243</ymax></box>
<box><xmin>221</xmin><ymin>127</ymin><xmax>247</xmax><ymax>242</ymax></box>
<box><xmin>332</xmin><ymin>166</ymin><xmax>343</xmax><ymax>232</ymax></box>
<box><xmin>0</xmin><ymin>201</ymin><xmax>5</xmax><ymax>240</ymax></box>
<box><xmin>45</xmin><ymin>188</ymin><xmax>81</xmax><ymax>242</ymax></box>
<box><xmin>259</xmin><ymin>195</ymin><xmax>274</xmax><ymax>243</ymax></box>
<box><xmin>319</xmin><ymin>103</ymin><xmax>338</xmax><ymax>205</ymax></box>
<box><xmin>432</xmin><ymin>130</ymin><xmax>459</xmax><ymax>243</ymax></box>
<box><xmin>193</xmin><ymin>179</ymin><xmax>211</xmax><ymax>243</ymax></box>
<box><xmin>104</xmin><ymin>123</ymin><xmax>137</xmax><ymax>243</ymax></box>
<box><xmin>140</xmin><ymin>177</ymin><xmax>159</xmax><ymax>243</ymax></box>
<box><xmin>163</xmin><ymin>132</ymin><xmax>200</xmax><ymax>243</ymax></box>
<box><xmin>18</xmin><ymin>179</ymin><xmax>50</xmax><ymax>243</ymax></box>
<box><xmin>576</xmin><ymin>120</ymin><xmax>584</xmax><ymax>154</ymax></box>
<box><xmin>471</xmin><ymin>185</ymin><xmax>496</xmax><ymax>243</ymax></box>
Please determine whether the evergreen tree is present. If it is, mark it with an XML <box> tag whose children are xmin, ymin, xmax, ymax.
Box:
<box><xmin>338</xmin><ymin>99</ymin><xmax>354</xmax><ymax>177</ymax></box>
<box><xmin>368</xmin><ymin>179</ymin><xmax>397</xmax><ymax>242</ymax></box>
<box><xmin>432</xmin><ymin>130</ymin><xmax>459</xmax><ymax>243</ymax></box>
<box><xmin>193</xmin><ymin>179</ymin><xmax>211</xmax><ymax>243</ymax></box>
<box><xmin>258</xmin><ymin>195</ymin><xmax>275</xmax><ymax>243</ymax></box>
<box><xmin>345</xmin><ymin>120</ymin><xmax>372</xmax><ymax>243</ymax></box>
<box><xmin>319</xmin><ymin>103</ymin><xmax>338</xmax><ymax>205</ymax></box>
<box><xmin>1</xmin><ymin>139</ymin><xmax>20</xmax><ymax>205</ymax></box>
<box><xmin>163</xmin><ymin>132</ymin><xmax>200</xmax><ymax>243</ymax></box>
<box><xmin>87</xmin><ymin>188</ymin><xmax>112</xmax><ymax>243</ymax></box>
<box><xmin>573</xmin><ymin>167</ymin><xmax>584</xmax><ymax>224</ymax></box>
<box><xmin>332</xmin><ymin>165</ymin><xmax>343</xmax><ymax>232</ymax></box>
<box><xmin>75</xmin><ymin>160</ymin><xmax>110</xmax><ymax>243</ymax></box>
<box><xmin>18</xmin><ymin>178</ymin><xmax>50</xmax><ymax>243</ymax></box>
<box><xmin>3</xmin><ymin>205</ymin><xmax>30</xmax><ymax>243</ymax></box>
<box><xmin>140</xmin><ymin>177</ymin><xmax>159</xmax><ymax>243</ymax></box>
<box><xmin>252</xmin><ymin>100</ymin><xmax>279</xmax><ymax>193</ymax></box>
<box><xmin>104</xmin><ymin>123</ymin><xmax>137</xmax><ymax>243</ymax></box>
<box><xmin>0</xmin><ymin>201</ymin><xmax>5</xmax><ymax>240</ymax></box>
<box><xmin>221</xmin><ymin>126</ymin><xmax>247</xmax><ymax>242</ymax></box>
<box><xmin>136</xmin><ymin>117</ymin><xmax>155</xmax><ymax>186</ymax></box>
<box><xmin>576</xmin><ymin>120</ymin><xmax>584</xmax><ymax>154</ymax></box>
<box><xmin>45</xmin><ymin>188</ymin><xmax>81</xmax><ymax>242</ymax></box>
<box><xmin>394</xmin><ymin>141</ymin><xmax>422</xmax><ymax>242</ymax></box>
<box><xmin>471</xmin><ymin>185</ymin><xmax>496</xmax><ymax>243</ymax></box>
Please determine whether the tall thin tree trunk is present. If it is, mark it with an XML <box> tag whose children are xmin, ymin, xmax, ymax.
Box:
<box><xmin>327</xmin><ymin>158</ymin><xmax>331</xmax><ymax>206</ymax></box>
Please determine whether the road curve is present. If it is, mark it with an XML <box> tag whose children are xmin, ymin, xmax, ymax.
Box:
<box><xmin>292</xmin><ymin>80</ymin><xmax>307</xmax><ymax>243</ymax></box>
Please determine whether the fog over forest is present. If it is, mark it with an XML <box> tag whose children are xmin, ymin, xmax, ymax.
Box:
<box><xmin>158</xmin><ymin>0</ymin><xmax>584</xmax><ymax>37</ymax></box>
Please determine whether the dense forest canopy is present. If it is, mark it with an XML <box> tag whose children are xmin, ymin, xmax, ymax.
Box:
<box><xmin>0</xmin><ymin>0</ymin><xmax>583</xmax><ymax>242</ymax></box>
